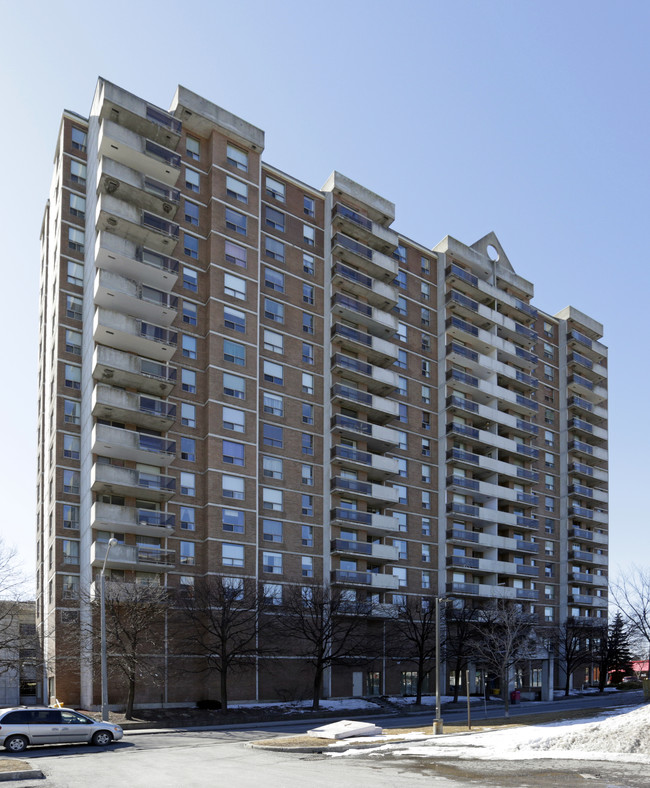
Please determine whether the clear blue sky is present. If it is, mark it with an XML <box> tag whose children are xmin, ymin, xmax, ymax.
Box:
<box><xmin>1</xmin><ymin>0</ymin><xmax>647</xmax><ymax>587</ymax></box>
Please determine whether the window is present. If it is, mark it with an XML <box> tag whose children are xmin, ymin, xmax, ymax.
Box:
<box><xmin>545</xmin><ymin>452</ymin><xmax>554</xmax><ymax>468</ymax></box>
<box><xmin>67</xmin><ymin>261</ymin><xmax>83</xmax><ymax>286</ymax></box>
<box><xmin>69</xmin><ymin>193</ymin><xmax>86</xmax><ymax>218</ymax></box>
<box><xmin>394</xmin><ymin>244</ymin><xmax>407</xmax><ymax>263</ymax></box>
<box><xmin>421</xmin><ymin>359</ymin><xmax>431</xmax><ymax>378</ymax></box>
<box><xmin>222</xmin><ymin>509</ymin><xmax>244</xmax><ymax>533</ymax></box>
<box><xmin>302</xmin><ymin>342</ymin><xmax>314</xmax><ymax>365</ymax></box>
<box><xmin>302</xmin><ymin>464</ymin><xmax>314</xmax><ymax>485</ymax></box>
<box><xmin>180</xmin><ymin>541</ymin><xmax>195</xmax><ymax>565</ymax></box>
<box><xmin>421</xmin><ymin>282</ymin><xmax>430</xmax><ymax>300</ymax></box>
<box><xmin>302</xmin><ymin>403</ymin><xmax>314</xmax><ymax>424</ymax></box>
<box><xmin>181</xmin><ymin>437</ymin><xmax>196</xmax><ymax>461</ymax></box>
<box><xmin>263</xmin><ymin>456</ymin><xmax>283</xmax><ymax>479</ymax></box>
<box><xmin>395</xmin><ymin>296</ymin><xmax>407</xmax><ymax>316</ymax></box>
<box><xmin>421</xmin><ymin>256</ymin><xmax>430</xmax><ymax>274</ymax></box>
<box><xmin>395</xmin><ymin>512</ymin><xmax>407</xmax><ymax>532</ymax></box>
<box><xmin>545</xmin><ymin>408</ymin><xmax>554</xmax><ymax>424</ymax></box>
<box><xmin>184</xmin><ymin>233</ymin><xmax>199</xmax><ymax>259</ymax></box>
<box><xmin>180</xmin><ymin>471</ymin><xmax>196</xmax><ymax>496</ymax></box>
<box><xmin>64</xmin><ymin>364</ymin><xmax>80</xmax><ymax>389</ymax></box>
<box><xmin>545</xmin><ymin>518</ymin><xmax>555</xmax><ymax>534</ymax></box>
<box><xmin>422</xmin><ymin>412</ymin><xmax>431</xmax><ymax>430</ymax></box>
<box><xmin>223</xmin><ymin>406</ymin><xmax>245</xmax><ymax>432</ymax></box>
<box><xmin>62</xmin><ymin>575</ymin><xmax>80</xmax><ymax>599</ymax></box>
<box><xmin>396</xmin><ymin>376</ymin><xmax>407</xmax><ymax>397</ymax></box>
<box><xmin>63</xmin><ymin>504</ymin><xmax>79</xmax><ymax>530</ymax></box>
<box><xmin>185</xmin><ymin>168</ymin><xmax>200</xmax><ymax>193</ymax></box>
<box><xmin>264</xmin><ymin>583</ymin><xmax>283</xmax><ymax>605</ymax></box>
<box><xmin>65</xmin><ymin>330</ymin><xmax>81</xmax><ymax>355</ymax></box>
<box><xmin>263</xmin><ymin>424</ymin><xmax>283</xmax><ymax>448</ymax></box>
<box><xmin>225</xmin><ymin>240</ymin><xmax>247</xmax><ymax>268</ymax></box>
<box><xmin>422</xmin><ymin>544</ymin><xmax>431</xmax><ymax>563</ymax></box>
<box><xmin>186</xmin><ymin>136</ymin><xmax>200</xmax><ymax>160</ymax></box>
<box><xmin>394</xmin><ymin>270</ymin><xmax>407</xmax><ymax>289</ymax></box>
<box><xmin>302</xmin><ymin>433</ymin><xmax>314</xmax><ymax>455</ymax></box>
<box><xmin>303</xmin><ymin>224</ymin><xmax>315</xmax><ymax>246</ymax></box>
<box><xmin>545</xmin><ymin>496</ymin><xmax>554</xmax><ymax>512</ymax></box>
<box><xmin>422</xmin><ymin>571</ymin><xmax>431</xmax><ymax>589</ymax></box>
<box><xmin>64</xmin><ymin>400</ymin><xmax>80</xmax><ymax>425</ymax></box>
<box><xmin>71</xmin><ymin>127</ymin><xmax>87</xmax><ymax>152</ymax></box>
<box><xmin>265</xmin><ymin>207</ymin><xmax>285</xmax><ymax>231</ymax></box>
<box><xmin>395</xmin><ymin>350</ymin><xmax>407</xmax><ymax>369</ymax></box>
<box><xmin>543</xmin><ymin>343</ymin><xmax>553</xmax><ymax>359</ymax></box>
<box><xmin>70</xmin><ymin>160</ymin><xmax>86</xmax><ymax>184</ymax></box>
<box><xmin>264</xmin><ymin>298</ymin><xmax>284</xmax><ymax>323</ymax></box>
<box><xmin>66</xmin><ymin>296</ymin><xmax>83</xmax><ymax>320</ymax></box>
<box><xmin>225</xmin><ymin>208</ymin><xmax>247</xmax><ymax>235</ymax></box>
<box><xmin>263</xmin><ymin>488</ymin><xmax>283</xmax><ymax>511</ymax></box>
<box><xmin>263</xmin><ymin>552</ymin><xmax>282</xmax><ymax>574</ymax></box>
<box><xmin>393</xmin><ymin>567</ymin><xmax>407</xmax><ymax>587</ymax></box>
<box><xmin>393</xmin><ymin>539</ymin><xmax>407</xmax><ymax>560</ymax></box>
<box><xmin>422</xmin><ymin>491</ymin><xmax>431</xmax><ymax>510</ymax></box>
<box><xmin>422</xmin><ymin>438</ymin><xmax>431</xmax><ymax>457</ymax></box>
<box><xmin>263</xmin><ymin>392</ymin><xmax>284</xmax><ymax>417</ymax></box>
<box><xmin>545</xmin><ymin>474</ymin><xmax>555</xmax><ymax>491</ymax></box>
<box><xmin>398</xmin><ymin>403</ymin><xmax>408</xmax><ymax>423</ymax></box>
<box><xmin>421</xmin><ymin>334</ymin><xmax>431</xmax><ymax>352</ymax></box>
<box><xmin>183</xmin><ymin>267</ymin><xmax>198</xmax><ymax>291</ymax></box>
<box><xmin>263</xmin><ymin>519</ymin><xmax>283</xmax><ymax>543</ymax></box>
<box><xmin>223</xmin><ymin>372</ymin><xmax>244</xmax><ymax>398</ymax></box>
<box><xmin>182</xmin><ymin>335</ymin><xmax>197</xmax><ymax>359</ymax></box>
<box><xmin>182</xmin><ymin>368</ymin><xmax>197</xmax><ymax>393</ymax></box>
<box><xmin>63</xmin><ymin>470</ymin><xmax>79</xmax><ymax>495</ymax></box>
<box><xmin>303</xmin><ymin>253</ymin><xmax>315</xmax><ymax>275</ymax></box>
<box><xmin>265</xmin><ymin>176</ymin><xmax>285</xmax><ymax>202</ymax></box>
<box><xmin>421</xmin><ymin>385</ymin><xmax>431</xmax><ymax>404</ymax></box>
<box><xmin>62</xmin><ymin>539</ymin><xmax>79</xmax><ymax>565</ymax></box>
<box><xmin>222</xmin><ymin>543</ymin><xmax>244</xmax><ymax>567</ymax></box>
<box><xmin>184</xmin><ymin>200</ymin><xmax>199</xmax><ymax>226</ymax></box>
<box><xmin>302</xmin><ymin>556</ymin><xmax>314</xmax><ymax>577</ymax></box>
<box><xmin>223</xmin><ymin>475</ymin><xmax>245</xmax><ymax>500</ymax></box>
<box><xmin>303</xmin><ymin>284</ymin><xmax>314</xmax><ymax>305</ymax></box>
<box><xmin>421</xmin><ymin>464</ymin><xmax>432</xmax><ymax>483</ymax></box>
<box><xmin>223</xmin><ymin>440</ymin><xmax>245</xmax><ymax>466</ymax></box>
<box><xmin>543</xmin><ymin>321</ymin><xmax>554</xmax><ymax>338</ymax></box>
<box><xmin>226</xmin><ymin>176</ymin><xmax>248</xmax><ymax>203</ymax></box>
<box><xmin>397</xmin><ymin>323</ymin><xmax>407</xmax><ymax>343</ymax></box>
<box><xmin>397</xmin><ymin>430</ymin><xmax>408</xmax><ymax>450</ymax></box>
<box><xmin>224</xmin><ymin>340</ymin><xmax>245</xmax><ymax>366</ymax></box>
<box><xmin>182</xmin><ymin>301</ymin><xmax>197</xmax><ymax>325</ymax></box>
<box><xmin>544</xmin><ymin>430</ymin><xmax>554</xmax><ymax>447</ymax></box>
<box><xmin>393</xmin><ymin>484</ymin><xmax>407</xmax><ymax>505</ymax></box>
<box><xmin>224</xmin><ymin>306</ymin><xmax>246</xmax><ymax>333</ymax></box>
<box><xmin>263</xmin><ymin>329</ymin><xmax>283</xmax><ymax>353</ymax></box>
<box><xmin>302</xmin><ymin>525</ymin><xmax>314</xmax><ymax>546</ymax></box>
<box><xmin>421</xmin><ymin>307</ymin><xmax>430</xmax><ymax>327</ymax></box>
<box><xmin>304</xmin><ymin>195</ymin><xmax>315</xmax><ymax>217</ymax></box>
<box><xmin>68</xmin><ymin>227</ymin><xmax>85</xmax><ymax>253</ymax></box>
<box><xmin>264</xmin><ymin>267</ymin><xmax>284</xmax><ymax>292</ymax></box>
<box><xmin>544</xmin><ymin>364</ymin><xmax>554</xmax><ymax>381</ymax></box>
<box><xmin>302</xmin><ymin>372</ymin><xmax>314</xmax><ymax>395</ymax></box>
<box><xmin>265</xmin><ymin>237</ymin><xmax>285</xmax><ymax>263</ymax></box>
<box><xmin>422</xmin><ymin>517</ymin><xmax>431</xmax><ymax>536</ymax></box>
<box><xmin>263</xmin><ymin>361</ymin><xmax>283</xmax><ymax>385</ymax></box>
<box><xmin>226</xmin><ymin>144</ymin><xmax>248</xmax><ymax>172</ymax></box>
<box><xmin>302</xmin><ymin>313</ymin><xmax>314</xmax><ymax>334</ymax></box>
<box><xmin>180</xmin><ymin>507</ymin><xmax>195</xmax><ymax>530</ymax></box>
<box><xmin>302</xmin><ymin>495</ymin><xmax>314</xmax><ymax>516</ymax></box>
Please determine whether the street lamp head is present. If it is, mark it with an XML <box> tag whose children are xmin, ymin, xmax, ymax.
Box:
<box><xmin>108</xmin><ymin>537</ymin><xmax>118</xmax><ymax>548</ymax></box>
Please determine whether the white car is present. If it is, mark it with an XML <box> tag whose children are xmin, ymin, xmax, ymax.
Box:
<box><xmin>0</xmin><ymin>707</ymin><xmax>123</xmax><ymax>752</ymax></box>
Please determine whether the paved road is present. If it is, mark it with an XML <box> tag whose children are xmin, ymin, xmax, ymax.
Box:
<box><xmin>6</xmin><ymin>692</ymin><xmax>647</xmax><ymax>788</ymax></box>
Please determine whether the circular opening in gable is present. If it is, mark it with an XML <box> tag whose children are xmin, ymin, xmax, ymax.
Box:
<box><xmin>486</xmin><ymin>244</ymin><xmax>499</xmax><ymax>262</ymax></box>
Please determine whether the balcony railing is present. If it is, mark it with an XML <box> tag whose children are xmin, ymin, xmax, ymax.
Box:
<box><xmin>515</xmin><ymin>346</ymin><xmax>538</xmax><ymax>364</ymax></box>
<box><xmin>332</xmin><ymin>232</ymin><xmax>373</xmax><ymax>260</ymax></box>
<box><xmin>143</xmin><ymin>176</ymin><xmax>180</xmax><ymax>205</ymax></box>
<box><xmin>142</xmin><ymin>211</ymin><xmax>179</xmax><ymax>239</ymax></box>
<box><xmin>446</xmin><ymin>422</ymin><xmax>480</xmax><ymax>440</ymax></box>
<box><xmin>569</xmin><ymin>351</ymin><xmax>593</xmax><ymax>370</ymax></box>
<box><xmin>516</xmin><ymin>565</ymin><xmax>539</xmax><ymax>577</ymax></box>
<box><xmin>515</xmin><ymin>371</ymin><xmax>538</xmax><ymax>388</ymax></box>
<box><xmin>139</xmin><ymin>321</ymin><xmax>178</xmax><ymax>346</ymax></box>
<box><xmin>570</xmin><ymin>418</ymin><xmax>593</xmax><ymax>433</ymax></box>
<box><xmin>332</xmin><ymin>203</ymin><xmax>373</xmax><ymax>231</ymax></box>
<box><xmin>569</xmin><ymin>374</ymin><xmax>594</xmax><ymax>391</ymax></box>
<box><xmin>517</xmin><ymin>492</ymin><xmax>539</xmax><ymax>505</ymax></box>
<box><xmin>447</xmin><ymin>342</ymin><xmax>479</xmax><ymax>362</ymax></box>
<box><xmin>569</xmin><ymin>330</ymin><xmax>593</xmax><ymax>348</ymax></box>
<box><xmin>447</xmin><ymin>290</ymin><xmax>478</xmax><ymax>312</ymax></box>
<box><xmin>571</xmin><ymin>504</ymin><xmax>594</xmax><ymax>519</ymax></box>
<box><xmin>515</xmin><ymin>540</ymin><xmax>539</xmax><ymax>553</ymax></box>
<box><xmin>331</xmin><ymin>445</ymin><xmax>372</xmax><ymax>465</ymax></box>
<box><xmin>446</xmin><ymin>315</ymin><xmax>479</xmax><ymax>337</ymax></box>
<box><xmin>516</xmin><ymin>588</ymin><xmax>538</xmax><ymax>600</ymax></box>
<box><xmin>446</xmin><ymin>395</ymin><xmax>479</xmax><ymax>413</ymax></box>
<box><xmin>515</xmin><ymin>323</ymin><xmax>537</xmax><ymax>340</ymax></box>
<box><xmin>136</xmin><ymin>246</ymin><xmax>180</xmax><ymax>274</ymax></box>
<box><xmin>446</xmin><ymin>528</ymin><xmax>479</xmax><ymax>543</ymax></box>
<box><xmin>517</xmin><ymin>467</ymin><xmax>539</xmax><ymax>482</ymax></box>
<box><xmin>447</xmin><ymin>448</ymin><xmax>480</xmax><ymax>465</ymax></box>
<box><xmin>446</xmin><ymin>475</ymin><xmax>480</xmax><ymax>491</ymax></box>
<box><xmin>569</xmin><ymin>395</ymin><xmax>593</xmax><ymax>412</ymax></box>
<box><xmin>331</xmin><ymin>383</ymin><xmax>373</xmax><ymax>406</ymax></box>
<box><xmin>331</xmin><ymin>538</ymin><xmax>373</xmax><ymax>556</ymax></box>
<box><xmin>570</xmin><ymin>439</ymin><xmax>593</xmax><ymax>455</ymax></box>
<box><xmin>332</xmin><ymin>353</ymin><xmax>372</xmax><ymax>376</ymax></box>
<box><xmin>516</xmin><ymin>419</ymin><xmax>539</xmax><ymax>435</ymax></box>
<box><xmin>446</xmin><ymin>555</ymin><xmax>479</xmax><ymax>569</ymax></box>
<box><xmin>332</xmin><ymin>293</ymin><xmax>372</xmax><ymax>317</ymax></box>
<box><xmin>144</xmin><ymin>139</ymin><xmax>181</xmax><ymax>169</ymax></box>
<box><xmin>446</xmin><ymin>263</ymin><xmax>479</xmax><ymax>287</ymax></box>
<box><xmin>333</xmin><ymin>262</ymin><xmax>373</xmax><ymax>290</ymax></box>
<box><xmin>516</xmin><ymin>444</ymin><xmax>539</xmax><ymax>458</ymax></box>
<box><xmin>145</xmin><ymin>105</ymin><xmax>182</xmax><ymax>135</ymax></box>
<box><xmin>570</xmin><ymin>527</ymin><xmax>594</xmax><ymax>541</ymax></box>
<box><xmin>570</xmin><ymin>462</ymin><xmax>594</xmax><ymax>476</ymax></box>
<box><xmin>515</xmin><ymin>394</ymin><xmax>538</xmax><ymax>411</ymax></box>
<box><xmin>447</xmin><ymin>369</ymin><xmax>479</xmax><ymax>387</ymax></box>
<box><xmin>446</xmin><ymin>502</ymin><xmax>480</xmax><ymax>517</ymax></box>
<box><xmin>516</xmin><ymin>515</ymin><xmax>538</xmax><ymax>527</ymax></box>
<box><xmin>446</xmin><ymin>582</ymin><xmax>480</xmax><ymax>595</ymax></box>
<box><xmin>569</xmin><ymin>484</ymin><xmax>593</xmax><ymax>497</ymax></box>
<box><xmin>331</xmin><ymin>414</ymin><xmax>372</xmax><ymax>436</ymax></box>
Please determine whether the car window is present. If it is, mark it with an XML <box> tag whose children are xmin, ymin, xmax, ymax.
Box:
<box><xmin>60</xmin><ymin>711</ymin><xmax>91</xmax><ymax>725</ymax></box>
<box><xmin>28</xmin><ymin>710</ymin><xmax>61</xmax><ymax>724</ymax></box>
<box><xmin>2</xmin><ymin>711</ymin><xmax>31</xmax><ymax>724</ymax></box>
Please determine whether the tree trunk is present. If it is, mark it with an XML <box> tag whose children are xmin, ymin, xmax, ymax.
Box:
<box><xmin>312</xmin><ymin>664</ymin><xmax>323</xmax><ymax>711</ymax></box>
<box><xmin>453</xmin><ymin>662</ymin><xmax>462</xmax><ymax>702</ymax></box>
<box><xmin>221</xmin><ymin>667</ymin><xmax>229</xmax><ymax>712</ymax></box>
<box><xmin>564</xmin><ymin>671</ymin><xmax>571</xmax><ymax>696</ymax></box>
<box><xmin>416</xmin><ymin>660</ymin><xmax>424</xmax><ymax>705</ymax></box>
<box><xmin>502</xmin><ymin>672</ymin><xmax>510</xmax><ymax>718</ymax></box>
<box><xmin>125</xmin><ymin>674</ymin><xmax>136</xmax><ymax>720</ymax></box>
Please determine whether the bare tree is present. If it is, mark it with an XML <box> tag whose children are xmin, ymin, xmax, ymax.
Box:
<box><xmin>278</xmin><ymin>585</ymin><xmax>373</xmax><ymax>710</ymax></box>
<box><xmin>178</xmin><ymin>577</ymin><xmax>273</xmax><ymax>711</ymax></box>
<box><xmin>611</xmin><ymin>566</ymin><xmax>650</xmax><ymax>668</ymax></box>
<box><xmin>92</xmin><ymin>581</ymin><xmax>170</xmax><ymax>719</ymax></box>
<box><xmin>471</xmin><ymin>601</ymin><xmax>537</xmax><ymax>717</ymax></box>
<box><xmin>0</xmin><ymin>540</ymin><xmax>32</xmax><ymax>685</ymax></box>
<box><xmin>445</xmin><ymin>605</ymin><xmax>482</xmax><ymax>702</ymax></box>
<box><xmin>551</xmin><ymin>618</ymin><xmax>593</xmax><ymax>696</ymax></box>
<box><xmin>387</xmin><ymin>596</ymin><xmax>438</xmax><ymax>704</ymax></box>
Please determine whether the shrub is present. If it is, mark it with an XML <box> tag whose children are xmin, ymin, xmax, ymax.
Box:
<box><xmin>196</xmin><ymin>699</ymin><xmax>222</xmax><ymax>710</ymax></box>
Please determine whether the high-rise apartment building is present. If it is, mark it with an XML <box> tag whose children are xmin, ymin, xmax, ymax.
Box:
<box><xmin>37</xmin><ymin>79</ymin><xmax>608</xmax><ymax>708</ymax></box>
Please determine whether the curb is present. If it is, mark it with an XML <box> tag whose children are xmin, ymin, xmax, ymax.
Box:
<box><xmin>0</xmin><ymin>769</ymin><xmax>45</xmax><ymax>782</ymax></box>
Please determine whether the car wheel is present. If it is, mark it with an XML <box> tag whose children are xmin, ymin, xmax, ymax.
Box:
<box><xmin>5</xmin><ymin>735</ymin><xmax>28</xmax><ymax>753</ymax></box>
<box><xmin>92</xmin><ymin>730</ymin><xmax>113</xmax><ymax>746</ymax></box>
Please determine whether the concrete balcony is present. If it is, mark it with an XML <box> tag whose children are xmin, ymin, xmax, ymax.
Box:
<box><xmin>571</xmin><ymin>548</ymin><xmax>607</xmax><ymax>566</ymax></box>
<box><xmin>446</xmin><ymin>448</ymin><xmax>538</xmax><ymax>485</ymax></box>
<box><xmin>98</xmin><ymin>81</ymin><xmax>182</xmax><ymax>149</ymax></box>
<box><xmin>331</xmin><ymin>233</ymin><xmax>397</xmax><ymax>283</ymax></box>
<box><xmin>567</xmin><ymin>374</ymin><xmax>608</xmax><ymax>405</ymax></box>
<box><xmin>91</xmin><ymin>463</ymin><xmax>175</xmax><ymax>502</ymax></box>
<box><xmin>446</xmin><ymin>475</ymin><xmax>538</xmax><ymax>508</ymax></box>
<box><xmin>94</xmin><ymin>308</ymin><xmax>177</xmax><ymax>362</ymax></box>
<box><xmin>569</xmin><ymin>527</ymin><xmax>608</xmax><ymax>546</ymax></box>
<box><xmin>331</xmin><ymin>354</ymin><xmax>398</xmax><ymax>396</ymax></box>
<box><xmin>92</xmin><ymin>424</ymin><xmax>175</xmax><ymax>466</ymax></box>
<box><xmin>91</xmin><ymin>540</ymin><xmax>175</xmax><ymax>571</ymax></box>
<box><xmin>445</xmin><ymin>528</ymin><xmax>538</xmax><ymax>555</ymax></box>
<box><xmin>331</xmin><ymin>384</ymin><xmax>398</xmax><ymax>424</ymax></box>
<box><xmin>331</xmin><ymin>263</ymin><xmax>398</xmax><ymax>310</ymax></box>
<box><xmin>95</xmin><ymin>231</ymin><xmax>179</xmax><ymax>291</ymax></box>
<box><xmin>94</xmin><ymin>270</ymin><xmax>178</xmax><ymax>326</ymax></box>
<box><xmin>330</xmin><ymin>508</ymin><xmax>399</xmax><ymax>536</ymax></box>
<box><xmin>92</xmin><ymin>345</ymin><xmax>177</xmax><ymax>397</ymax></box>
<box><xmin>331</xmin><ymin>570</ymin><xmax>400</xmax><ymax>590</ymax></box>
<box><xmin>567</xmin><ymin>351</ymin><xmax>607</xmax><ymax>383</ymax></box>
<box><xmin>446</xmin><ymin>555</ymin><xmax>538</xmax><ymax>578</ymax></box>
<box><xmin>331</xmin><ymin>476</ymin><xmax>400</xmax><ymax>506</ymax></box>
<box><xmin>98</xmin><ymin>119</ymin><xmax>181</xmax><ymax>186</ymax></box>
<box><xmin>567</xmin><ymin>329</ymin><xmax>607</xmax><ymax>362</ymax></box>
<box><xmin>568</xmin><ymin>440</ymin><xmax>608</xmax><ymax>465</ymax></box>
<box><xmin>96</xmin><ymin>194</ymin><xmax>179</xmax><ymax>255</ymax></box>
<box><xmin>332</xmin><ymin>293</ymin><xmax>398</xmax><ymax>338</ymax></box>
<box><xmin>445</xmin><ymin>369</ymin><xmax>539</xmax><ymax>416</ymax></box>
<box><xmin>569</xmin><ymin>594</ymin><xmax>594</xmax><ymax>606</ymax></box>
<box><xmin>569</xmin><ymin>461</ymin><xmax>608</xmax><ymax>483</ymax></box>
<box><xmin>331</xmin><ymin>203</ymin><xmax>398</xmax><ymax>254</ymax></box>
<box><xmin>330</xmin><ymin>539</ymin><xmax>400</xmax><ymax>563</ymax></box>
<box><xmin>445</xmin><ymin>316</ymin><xmax>538</xmax><ymax>370</ymax></box>
<box><xmin>331</xmin><ymin>414</ymin><xmax>400</xmax><ymax>451</ymax></box>
<box><xmin>97</xmin><ymin>157</ymin><xmax>180</xmax><ymax>218</ymax></box>
<box><xmin>446</xmin><ymin>396</ymin><xmax>538</xmax><ymax>441</ymax></box>
<box><xmin>569</xmin><ymin>417</ymin><xmax>608</xmax><ymax>444</ymax></box>
<box><xmin>330</xmin><ymin>445</ymin><xmax>399</xmax><ymax>481</ymax></box>
<box><xmin>445</xmin><ymin>582</ymin><xmax>518</xmax><ymax>600</ymax></box>
<box><xmin>91</xmin><ymin>502</ymin><xmax>175</xmax><ymax>538</ymax></box>
<box><xmin>445</xmin><ymin>264</ymin><xmax>537</xmax><ymax>323</ymax></box>
<box><xmin>447</xmin><ymin>343</ymin><xmax>538</xmax><ymax>397</ymax></box>
<box><xmin>445</xmin><ymin>421</ymin><xmax>538</xmax><ymax>460</ymax></box>
<box><xmin>331</xmin><ymin>323</ymin><xmax>398</xmax><ymax>367</ymax></box>
<box><xmin>445</xmin><ymin>502</ymin><xmax>536</xmax><ymax>530</ymax></box>
<box><xmin>92</xmin><ymin>383</ymin><xmax>176</xmax><ymax>431</ymax></box>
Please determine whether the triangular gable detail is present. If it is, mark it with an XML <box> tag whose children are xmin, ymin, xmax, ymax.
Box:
<box><xmin>470</xmin><ymin>232</ymin><xmax>514</xmax><ymax>272</ymax></box>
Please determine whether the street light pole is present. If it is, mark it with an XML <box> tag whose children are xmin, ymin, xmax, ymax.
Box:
<box><xmin>434</xmin><ymin>595</ymin><xmax>446</xmax><ymax>735</ymax></box>
<box><xmin>100</xmin><ymin>537</ymin><xmax>118</xmax><ymax>721</ymax></box>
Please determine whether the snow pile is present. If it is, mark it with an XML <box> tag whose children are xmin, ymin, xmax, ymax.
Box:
<box><xmin>392</xmin><ymin>694</ymin><xmax>490</xmax><ymax>706</ymax></box>
<box><xmin>229</xmin><ymin>698</ymin><xmax>380</xmax><ymax>712</ymax></box>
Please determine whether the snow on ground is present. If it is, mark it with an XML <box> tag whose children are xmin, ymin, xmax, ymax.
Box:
<box><xmin>330</xmin><ymin>703</ymin><xmax>650</xmax><ymax>765</ymax></box>
<box><xmin>391</xmin><ymin>694</ymin><xmax>492</xmax><ymax>706</ymax></box>
<box><xmin>229</xmin><ymin>698</ymin><xmax>380</xmax><ymax>712</ymax></box>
